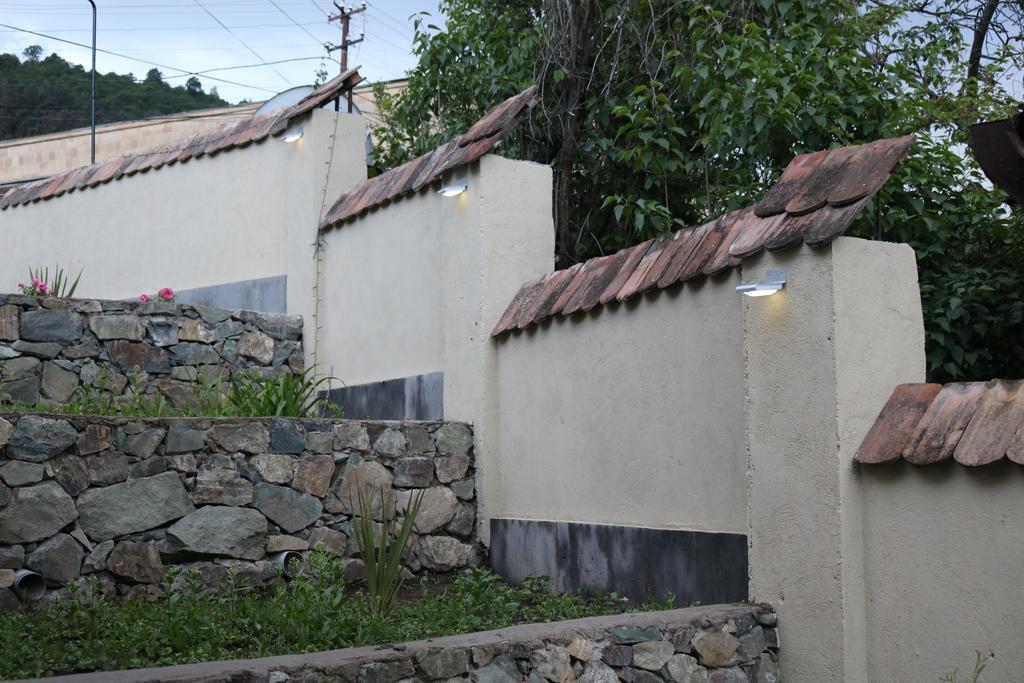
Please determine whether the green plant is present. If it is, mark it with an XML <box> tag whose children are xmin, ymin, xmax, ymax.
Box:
<box><xmin>942</xmin><ymin>651</ymin><xmax>991</xmax><ymax>683</ymax></box>
<box><xmin>355</xmin><ymin>485</ymin><xmax>423</xmax><ymax>618</ymax></box>
<box><xmin>24</xmin><ymin>265</ymin><xmax>82</xmax><ymax>298</ymax></box>
<box><xmin>226</xmin><ymin>367</ymin><xmax>338</xmax><ymax>418</ymax></box>
<box><xmin>0</xmin><ymin>561</ymin><xmax>632</xmax><ymax>679</ymax></box>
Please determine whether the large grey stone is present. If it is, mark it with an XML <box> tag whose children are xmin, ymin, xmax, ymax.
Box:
<box><xmin>27</xmin><ymin>533</ymin><xmax>83</xmax><ymax>584</ymax></box>
<box><xmin>214</xmin><ymin>319</ymin><xmax>244</xmax><ymax>341</ymax></box>
<box><xmin>0</xmin><ymin>417</ymin><xmax>11</xmax><ymax>448</ymax></box>
<box><xmin>107</xmin><ymin>540</ymin><xmax>164</xmax><ymax>583</ymax></box>
<box><xmin>403</xmin><ymin>425</ymin><xmax>435</xmax><ymax>454</ymax></box>
<box><xmin>1</xmin><ymin>377</ymin><xmax>40</xmax><ymax>404</ymax></box>
<box><xmin>707</xmin><ymin>668</ymin><xmax>746</xmax><ymax>683</ymax></box>
<box><xmin>195</xmin><ymin>305</ymin><xmax>231</xmax><ymax>325</ymax></box>
<box><xmin>86</xmin><ymin>452</ymin><xmax>129</xmax><ymax>486</ymax></box>
<box><xmin>333</xmin><ymin>422</ymin><xmax>370</xmax><ymax>451</ymax></box>
<box><xmin>665</xmin><ymin>654</ymin><xmax>708</xmax><ymax>683</ymax></box>
<box><xmin>532</xmin><ymin>645</ymin><xmax>574</xmax><ymax>683</ymax></box>
<box><xmin>76</xmin><ymin>424</ymin><xmax>112</xmax><ymax>456</ymax></box>
<box><xmin>0</xmin><ymin>304</ymin><xmax>18</xmax><ymax>342</ymax></box>
<box><xmin>237</xmin><ymin>311</ymin><xmax>302</xmax><ymax>341</ymax></box>
<box><xmin>89</xmin><ymin>315</ymin><xmax>144</xmax><ymax>341</ymax></box>
<box><xmin>178</xmin><ymin>319</ymin><xmax>215</xmax><ymax>343</ymax></box>
<box><xmin>414</xmin><ymin>486</ymin><xmax>458</xmax><ymax>534</ymax></box>
<box><xmin>329</xmin><ymin>457</ymin><xmax>393</xmax><ymax>516</ymax></box>
<box><xmin>373</xmin><ymin>428</ymin><xmax>406</xmax><ymax>457</ymax></box>
<box><xmin>358</xmin><ymin>659</ymin><xmax>415</xmax><ymax>683</ymax></box>
<box><xmin>268</xmin><ymin>418</ymin><xmax>305</xmax><ymax>454</ymax></box>
<box><xmin>416</xmin><ymin>647</ymin><xmax>470</xmax><ymax>679</ymax></box>
<box><xmin>168</xmin><ymin>342</ymin><xmax>219</xmax><ymax>366</ymax></box>
<box><xmin>632</xmin><ymin>641</ymin><xmax>674</xmax><ymax>671</ymax></box>
<box><xmin>2</xmin><ymin>356</ymin><xmax>40</xmax><ymax>380</ymax></box>
<box><xmin>212</xmin><ymin>424</ymin><xmax>269</xmax><ymax>454</ymax></box>
<box><xmin>12</xmin><ymin>341</ymin><xmax>62</xmax><ymax>359</ymax></box>
<box><xmin>146</xmin><ymin>318</ymin><xmax>179</xmax><ymax>347</ymax></box>
<box><xmin>0</xmin><ymin>544</ymin><xmax>24</xmax><ymax>569</ymax></box>
<box><xmin>250</xmin><ymin>453</ymin><xmax>295</xmax><ymax>484</ymax></box>
<box><xmin>77</xmin><ymin>472</ymin><xmax>194</xmax><ymax>541</ymax></box>
<box><xmin>691</xmin><ymin>630</ymin><xmax>740</xmax><ymax>668</ymax></box>
<box><xmin>735</xmin><ymin>626</ymin><xmax>766</xmax><ymax>663</ymax></box>
<box><xmin>167</xmin><ymin>506</ymin><xmax>267</xmax><ymax>560</ymax></box>
<box><xmin>47</xmin><ymin>454</ymin><xmax>90</xmax><ymax>496</ymax></box>
<box><xmin>434</xmin><ymin>423</ymin><xmax>472</xmax><ymax>456</ymax></box>
<box><xmin>0</xmin><ymin>482</ymin><xmax>8</xmax><ymax>507</ymax></box>
<box><xmin>238</xmin><ymin>331</ymin><xmax>274</xmax><ymax>365</ymax></box>
<box><xmin>81</xmin><ymin>539</ymin><xmax>113</xmax><ymax>574</ymax></box>
<box><xmin>755</xmin><ymin>654</ymin><xmax>779</xmax><ymax>683</ymax></box>
<box><xmin>20</xmin><ymin>309</ymin><xmax>83</xmax><ymax>342</ymax></box>
<box><xmin>253</xmin><ymin>483</ymin><xmax>322</xmax><ymax>533</ymax></box>
<box><xmin>472</xmin><ymin>654</ymin><xmax>520</xmax><ymax>683</ymax></box>
<box><xmin>579</xmin><ymin>662</ymin><xmax>619</xmax><ymax>683</ymax></box>
<box><xmin>192</xmin><ymin>467</ymin><xmax>254</xmax><ymax>506</ymax></box>
<box><xmin>126</xmin><ymin>429</ymin><xmax>166</xmax><ymax>458</ymax></box>
<box><xmin>307</xmin><ymin>527</ymin><xmax>347</xmax><ymax>555</ymax></box>
<box><xmin>447</xmin><ymin>502</ymin><xmax>476</xmax><ymax>538</ymax></box>
<box><xmin>602</xmin><ymin>645</ymin><xmax>633</xmax><ymax>667</ymax></box>
<box><xmin>393</xmin><ymin>457</ymin><xmax>434</xmax><ymax>488</ymax></box>
<box><xmin>107</xmin><ymin>340</ymin><xmax>170</xmax><ymax>373</ymax></box>
<box><xmin>6</xmin><ymin>416</ymin><xmax>78</xmax><ymax>462</ymax></box>
<box><xmin>291</xmin><ymin>454</ymin><xmax>334</xmax><ymax>496</ymax></box>
<box><xmin>435</xmin><ymin>454</ymin><xmax>470</xmax><ymax>484</ymax></box>
<box><xmin>165</xmin><ymin>425</ymin><xmax>206</xmax><ymax>453</ymax></box>
<box><xmin>611</xmin><ymin>626</ymin><xmax>663</xmax><ymax>645</ymax></box>
<box><xmin>0</xmin><ymin>346</ymin><xmax>17</xmax><ymax>360</ymax></box>
<box><xmin>416</xmin><ymin>535</ymin><xmax>475</xmax><ymax>571</ymax></box>
<box><xmin>0</xmin><ymin>461</ymin><xmax>44</xmax><ymax>486</ymax></box>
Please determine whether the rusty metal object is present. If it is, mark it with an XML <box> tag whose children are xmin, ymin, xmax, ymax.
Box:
<box><xmin>969</xmin><ymin>113</ymin><xmax>1024</xmax><ymax>207</ymax></box>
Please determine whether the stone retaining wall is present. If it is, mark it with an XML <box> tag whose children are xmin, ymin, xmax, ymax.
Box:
<box><xmin>28</xmin><ymin>603</ymin><xmax>779</xmax><ymax>683</ymax></box>
<box><xmin>0</xmin><ymin>294</ymin><xmax>303</xmax><ymax>409</ymax></box>
<box><xmin>0</xmin><ymin>414</ymin><xmax>477</xmax><ymax>602</ymax></box>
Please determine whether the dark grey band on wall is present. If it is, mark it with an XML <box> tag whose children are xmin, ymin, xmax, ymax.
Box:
<box><xmin>490</xmin><ymin>518</ymin><xmax>748</xmax><ymax>604</ymax></box>
<box><xmin>174</xmin><ymin>275</ymin><xmax>288</xmax><ymax>314</ymax></box>
<box><xmin>322</xmin><ymin>371</ymin><xmax>444</xmax><ymax>421</ymax></box>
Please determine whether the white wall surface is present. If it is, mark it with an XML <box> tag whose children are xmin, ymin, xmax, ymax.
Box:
<box><xmin>861</xmin><ymin>461</ymin><xmax>1024</xmax><ymax>682</ymax></box>
<box><xmin>0</xmin><ymin>110</ymin><xmax>366</xmax><ymax>372</ymax></box>
<box><xmin>488</xmin><ymin>273</ymin><xmax>748</xmax><ymax>537</ymax></box>
<box><xmin>318</xmin><ymin>155</ymin><xmax>554</xmax><ymax>395</ymax></box>
<box><xmin>744</xmin><ymin>237</ymin><xmax>926</xmax><ymax>683</ymax></box>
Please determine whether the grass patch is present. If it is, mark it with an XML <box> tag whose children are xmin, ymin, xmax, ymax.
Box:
<box><xmin>1</xmin><ymin>556</ymin><xmax>664</xmax><ymax>679</ymax></box>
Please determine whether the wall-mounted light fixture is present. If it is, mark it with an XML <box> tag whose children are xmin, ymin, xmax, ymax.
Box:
<box><xmin>736</xmin><ymin>269</ymin><xmax>787</xmax><ymax>297</ymax></box>
<box><xmin>437</xmin><ymin>178</ymin><xmax>468</xmax><ymax>197</ymax></box>
<box><xmin>282</xmin><ymin>129</ymin><xmax>304</xmax><ymax>143</ymax></box>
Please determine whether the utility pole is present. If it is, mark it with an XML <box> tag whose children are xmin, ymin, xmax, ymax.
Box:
<box><xmin>327</xmin><ymin>1</ymin><xmax>365</xmax><ymax>112</ymax></box>
<box><xmin>87</xmin><ymin>0</ymin><xmax>97</xmax><ymax>164</ymax></box>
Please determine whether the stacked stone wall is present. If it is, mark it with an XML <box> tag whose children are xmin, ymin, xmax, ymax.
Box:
<box><xmin>0</xmin><ymin>294</ymin><xmax>303</xmax><ymax>409</ymax></box>
<box><xmin>0</xmin><ymin>414</ymin><xmax>477</xmax><ymax>602</ymax></box>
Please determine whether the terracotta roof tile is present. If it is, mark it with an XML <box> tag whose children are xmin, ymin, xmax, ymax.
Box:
<box><xmin>855</xmin><ymin>383</ymin><xmax>943</xmax><ymax>464</ymax></box>
<box><xmin>952</xmin><ymin>379</ymin><xmax>1024</xmax><ymax>466</ymax></box>
<box><xmin>858</xmin><ymin>379</ymin><xmax>1024</xmax><ymax>468</ymax></box>
<box><xmin>319</xmin><ymin>86</ymin><xmax>539</xmax><ymax>231</ymax></box>
<box><xmin>493</xmin><ymin>134</ymin><xmax>915</xmax><ymax>337</ymax></box>
<box><xmin>1</xmin><ymin>68</ymin><xmax>362</xmax><ymax>211</ymax></box>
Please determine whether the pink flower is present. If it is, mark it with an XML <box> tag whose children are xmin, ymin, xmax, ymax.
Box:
<box><xmin>157</xmin><ymin>287</ymin><xmax>174</xmax><ymax>301</ymax></box>
<box><xmin>17</xmin><ymin>283</ymin><xmax>23</xmax><ymax>290</ymax></box>
<box><xmin>139</xmin><ymin>294</ymin><xmax>151</xmax><ymax>303</ymax></box>
<box><xmin>38</xmin><ymin>283</ymin><xmax>49</xmax><ymax>294</ymax></box>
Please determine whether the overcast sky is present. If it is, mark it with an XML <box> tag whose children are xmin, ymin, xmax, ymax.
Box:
<box><xmin>0</xmin><ymin>0</ymin><xmax>443</xmax><ymax>103</ymax></box>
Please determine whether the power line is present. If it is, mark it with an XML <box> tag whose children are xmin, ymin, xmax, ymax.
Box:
<box><xmin>0</xmin><ymin>22</ymin><xmax>328</xmax><ymax>34</ymax></box>
<box><xmin>0</xmin><ymin>22</ymin><xmax>280</xmax><ymax>94</ymax></box>
<box><xmin>265</xmin><ymin>0</ymin><xmax>331</xmax><ymax>49</ymax></box>
<box><xmin>190</xmin><ymin>0</ymin><xmax>292</xmax><ymax>86</ymax></box>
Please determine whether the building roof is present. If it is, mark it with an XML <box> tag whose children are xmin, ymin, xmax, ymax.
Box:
<box><xmin>856</xmin><ymin>380</ymin><xmax>1024</xmax><ymax>466</ymax></box>
<box><xmin>491</xmin><ymin>134</ymin><xmax>915</xmax><ymax>337</ymax></box>
<box><xmin>319</xmin><ymin>86</ymin><xmax>539</xmax><ymax>231</ymax></box>
<box><xmin>0</xmin><ymin>69</ymin><xmax>364</xmax><ymax>211</ymax></box>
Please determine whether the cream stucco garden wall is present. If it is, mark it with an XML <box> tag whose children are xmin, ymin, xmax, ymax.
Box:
<box><xmin>318</xmin><ymin>154</ymin><xmax>554</xmax><ymax>402</ymax></box>
<box><xmin>861</xmin><ymin>462</ymin><xmax>1024</xmax><ymax>682</ymax></box>
<box><xmin>488</xmin><ymin>274</ymin><xmax>747</xmax><ymax>536</ymax></box>
<box><xmin>0</xmin><ymin>109</ymin><xmax>367</xmax><ymax>370</ymax></box>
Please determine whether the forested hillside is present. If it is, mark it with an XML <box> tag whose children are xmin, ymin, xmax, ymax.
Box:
<box><xmin>0</xmin><ymin>46</ymin><xmax>230</xmax><ymax>141</ymax></box>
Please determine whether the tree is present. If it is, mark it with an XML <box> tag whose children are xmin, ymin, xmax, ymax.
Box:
<box><xmin>0</xmin><ymin>49</ymin><xmax>229</xmax><ymax>141</ymax></box>
<box><xmin>185</xmin><ymin>76</ymin><xmax>203</xmax><ymax>96</ymax></box>
<box><xmin>374</xmin><ymin>0</ymin><xmax>1024</xmax><ymax>382</ymax></box>
<box><xmin>21</xmin><ymin>45</ymin><xmax>42</xmax><ymax>62</ymax></box>
<box><xmin>144</xmin><ymin>68</ymin><xmax>164</xmax><ymax>84</ymax></box>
